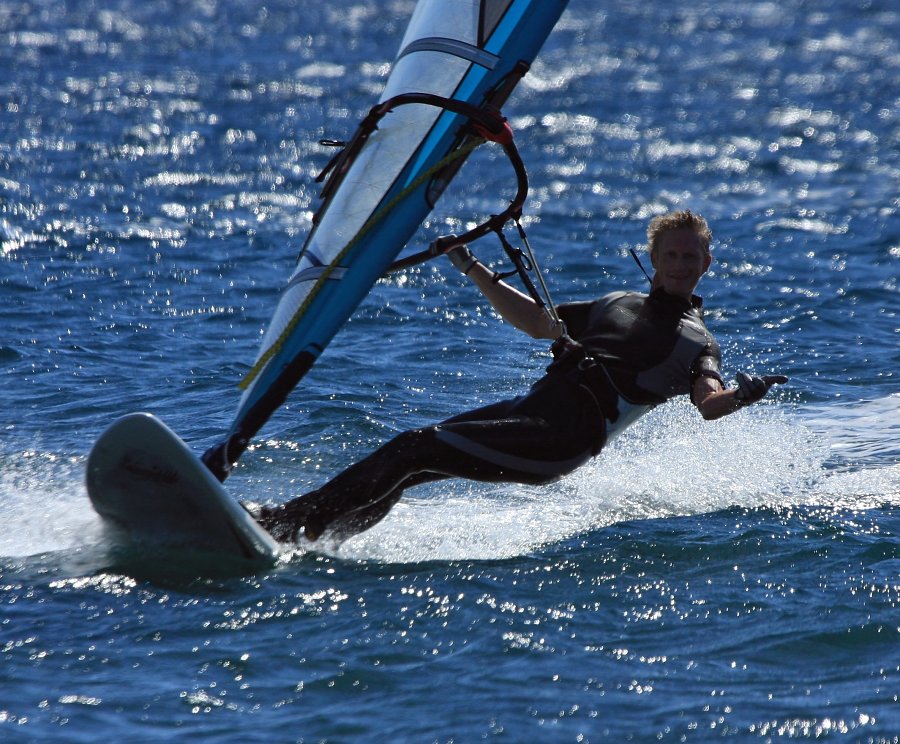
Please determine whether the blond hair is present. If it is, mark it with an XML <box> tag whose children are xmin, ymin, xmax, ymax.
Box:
<box><xmin>647</xmin><ymin>210</ymin><xmax>712</xmax><ymax>255</ymax></box>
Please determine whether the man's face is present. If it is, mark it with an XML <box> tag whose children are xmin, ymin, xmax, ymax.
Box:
<box><xmin>650</xmin><ymin>228</ymin><xmax>712</xmax><ymax>300</ymax></box>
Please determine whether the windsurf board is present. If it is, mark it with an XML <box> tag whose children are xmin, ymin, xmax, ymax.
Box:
<box><xmin>86</xmin><ymin>413</ymin><xmax>280</xmax><ymax>564</ymax></box>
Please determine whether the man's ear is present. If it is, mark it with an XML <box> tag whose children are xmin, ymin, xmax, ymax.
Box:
<box><xmin>702</xmin><ymin>252</ymin><xmax>713</xmax><ymax>273</ymax></box>
<box><xmin>649</xmin><ymin>249</ymin><xmax>658</xmax><ymax>268</ymax></box>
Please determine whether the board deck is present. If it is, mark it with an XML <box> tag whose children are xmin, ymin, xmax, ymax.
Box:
<box><xmin>86</xmin><ymin>413</ymin><xmax>280</xmax><ymax>564</ymax></box>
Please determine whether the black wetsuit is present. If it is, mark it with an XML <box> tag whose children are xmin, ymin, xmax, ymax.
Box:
<box><xmin>264</xmin><ymin>288</ymin><xmax>722</xmax><ymax>542</ymax></box>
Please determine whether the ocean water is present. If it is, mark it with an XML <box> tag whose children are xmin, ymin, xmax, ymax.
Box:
<box><xmin>1</xmin><ymin>0</ymin><xmax>898</xmax><ymax>740</ymax></box>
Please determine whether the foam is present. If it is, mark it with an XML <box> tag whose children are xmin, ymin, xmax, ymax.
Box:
<box><xmin>0</xmin><ymin>450</ymin><xmax>103</xmax><ymax>559</ymax></box>
<box><xmin>333</xmin><ymin>397</ymin><xmax>897</xmax><ymax>563</ymax></box>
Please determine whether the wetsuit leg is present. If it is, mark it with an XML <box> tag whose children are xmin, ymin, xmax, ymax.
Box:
<box><xmin>261</xmin><ymin>375</ymin><xmax>603</xmax><ymax>543</ymax></box>
<box><xmin>259</xmin><ymin>400</ymin><xmax>525</xmax><ymax>541</ymax></box>
<box><xmin>315</xmin><ymin>471</ymin><xmax>446</xmax><ymax>542</ymax></box>
<box><xmin>264</xmin><ymin>421</ymin><xmax>547</xmax><ymax>542</ymax></box>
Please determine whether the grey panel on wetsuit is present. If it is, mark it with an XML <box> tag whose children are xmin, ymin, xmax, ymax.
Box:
<box><xmin>634</xmin><ymin>311</ymin><xmax>718</xmax><ymax>400</ymax></box>
<box><xmin>435</xmin><ymin>429</ymin><xmax>591</xmax><ymax>477</ymax></box>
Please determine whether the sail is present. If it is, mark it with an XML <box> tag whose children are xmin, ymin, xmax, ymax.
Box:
<box><xmin>203</xmin><ymin>0</ymin><xmax>569</xmax><ymax>479</ymax></box>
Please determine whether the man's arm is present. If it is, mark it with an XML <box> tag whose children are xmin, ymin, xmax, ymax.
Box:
<box><xmin>448</xmin><ymin>245</ymin><xmax>561</xmax><ymax>340</ymax></box>
<box><xmin>693</xmin><ymin>377</ymin><xmax>741</xmax><ymax>420</ymax></box>
<box><xmin>693</xmin><ymin>373</ymin><xmax>788</xmax><ymax>420</ymax></box>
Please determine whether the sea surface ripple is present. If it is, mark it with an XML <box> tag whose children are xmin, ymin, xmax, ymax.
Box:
<box><xmin>1</xmin><ymin>0</ymin><xmax>898</xmax><ymax>741</ymax></box>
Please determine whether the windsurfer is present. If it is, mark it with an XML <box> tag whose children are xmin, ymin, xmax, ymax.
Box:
<box><xmin>256</xmin><ymin>210</ymin><xmax>787</xmax><ymax>543</ymax></box>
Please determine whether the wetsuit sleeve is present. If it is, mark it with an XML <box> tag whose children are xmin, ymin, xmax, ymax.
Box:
<box><xmin>689</xmin><ymin>335</ymin><xmax>724</xmax><ymax>403</ymax></box>
<box><xmin>557</xmin><ymin>301</ymin><xmax>594</xmax><ymax>340</ymax></box>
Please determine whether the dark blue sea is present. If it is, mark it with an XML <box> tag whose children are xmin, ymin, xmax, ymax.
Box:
<box><xmin>2</xmin><ymin>0</ymin><xmax>898</xmax><ymax>741</ymax></box>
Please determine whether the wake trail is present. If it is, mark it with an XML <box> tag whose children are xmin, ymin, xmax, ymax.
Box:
<box><xmin>332</xmin><ymin>399</ymin><xmax>839</xmax><ymax>562</ymax></box>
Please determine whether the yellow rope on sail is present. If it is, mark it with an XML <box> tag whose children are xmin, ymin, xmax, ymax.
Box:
<box><xmin>238</xmin><ymin>136</ymin><xmax>485</xmax><ymax>390</ymax></box>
